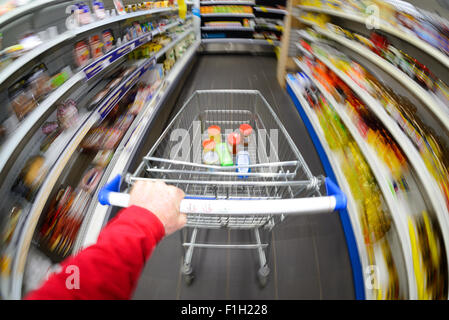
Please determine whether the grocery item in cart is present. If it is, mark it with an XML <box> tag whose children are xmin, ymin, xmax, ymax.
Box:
<box><xmin>227</xmin><ymin>132</ymin><xmax>241</xmax><ymax>155</ymax></box>
<box><xmin>203</xmin><ymin>151</ymin><xmax>219</xmax><ymax>166</ymax></box>
<box><xmin>239</xmin><ymin>123</ymin><xmax>252</xmax><ymax>147</ymax></box>
<box><xmin>207</xmin><ymin>125</ymin><xmax>221</xmax><ymax>143</ymax></box>
<box><xmin>215</xmin><ymin>142</ymin><xmax>233</xmax><ymax>166</ymax></box>
<box><xmin>202</xmin><ymin>139</ymin><xmax>216</xmax><ymax>154</ymax></box>
<box><xmin>236</xmin><ymin>150</ymin><xmax>250</xmax><ymax>178</ymax></box>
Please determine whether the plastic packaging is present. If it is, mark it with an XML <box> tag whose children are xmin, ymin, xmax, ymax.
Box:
<box><xmin>207</xmin><ymin>125</ymin><xmax>221</xmax><ymax>143</ymax></box>
<box><xmin>227</xmin><ymin>132</ymin><xmax>241</xmax><ymax>155</ymax></box>
<box><xmin>203</xmin><ymin>151</ymin><xmax>219</xmax><ymax>166</ymax></box>
<box><xmin>236</xmin><ymin>150</ymin><xmax>250</xmax><ymax>178</ymax></box>
<box><xmin>215</xmin><ymin>142</ymin><xmax>233</xmax><ymax>166</ymax></box>
<box><xmin>239</xmin><ymin>123</ymin><xmax>253</xmax><ymax>147</ymax></box>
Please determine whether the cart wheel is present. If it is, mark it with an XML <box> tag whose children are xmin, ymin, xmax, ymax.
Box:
<box><xmin>181</xmin><ymin>264</ymin><xmax>194</xmax><ymax>286</ymax></box>
<box><xmin>257</xmin><ymin>266</ymin><xmax>270</xmax><ymax>288</ymax></box>
<box><xmin>184</xmin><ymin>272</ymin><xmax>195</xmax><ymax>286</ymax></box>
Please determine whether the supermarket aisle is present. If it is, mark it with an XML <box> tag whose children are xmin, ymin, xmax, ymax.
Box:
<box><xmin>132</xmin><ymin>54</ymin><xmax>355</xmax><ymax>300</ymax></box>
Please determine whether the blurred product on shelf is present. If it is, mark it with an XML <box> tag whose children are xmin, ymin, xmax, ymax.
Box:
<box><xmin>92</xmin><ymin>0</ymin><xmax>106</xmax><ymax>20</ymax></box>
<box><xmin>254</xmin><ymin>17</ymin><xmax>284</xmax><ymax>32</ymax></box>
<box><xmin>89</xmin><ymin>34</ymin><xmax>104</xmax><ymax>60</ymax></box>
<box><xmin>74</xmin><ymin>40</ymin><xmax>91</xmax><ymax>68</ymax></box>
<box><xmin>200</xmin><ymin>5</ymin><xmax>253</xmax><ymax>14</ymax></box>
<box><xmin>291</xmin><ymin>71</ymin><xmax>401</xmax><ymax>298</ymax></box>
<box><xmin>298</xmin><ymin>0</ymin><xmax>449</xmax><ymax>57</ymax></box>
<box><xmin>57</xmin><ymin>100</ymin><xmax>79</xmax><ymax>130</ymax></box>
<box><xmin>321</xmin><ymin>23</ymin><xmax>449</xmax><ymax>108</ymax></box>
<box><xmin>294</xmin><ymin>34</ymin><xmax>449</xmax><ymax>298</ymax></box>
<box><xmin>11</xmin><ymin>155</ymin><xmax>48</xmax><ymax>201</ymax></box>
<box><xmin>298</xmin><ymin>34</ymin><xmax>449</xmax><ymax>215</ymax></box>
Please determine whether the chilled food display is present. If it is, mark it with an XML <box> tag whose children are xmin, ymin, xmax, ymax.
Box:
<box><xmin>30</xmin><ymin>34</ymin><xmax>195</xmax><ymax>262</ymax></box>
<box><xmin>0</xmin><ymin>4</ymin><xmax>196</xmax><ymax>299</ymax></box>
<box><xmin>0</xmin><ymin>1</ymin><xmax>176</xmax><ymax>73</ymax></box>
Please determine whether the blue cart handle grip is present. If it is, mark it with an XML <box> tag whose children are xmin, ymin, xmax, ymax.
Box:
<box><xmin>325</xmin><ymin>177</ymin><xmax>347</xmax><ymax>211</ymax></box>
<box><xmin>98</xmin><ymin>174</ymin><xmax>347</xmax><ymax>214</ymax></box>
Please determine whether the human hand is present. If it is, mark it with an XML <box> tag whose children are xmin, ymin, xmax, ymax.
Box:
<box><xmin>129</xmin><ymin>180</ymin><xmax>186</xmax><ymax>235</ymax></box>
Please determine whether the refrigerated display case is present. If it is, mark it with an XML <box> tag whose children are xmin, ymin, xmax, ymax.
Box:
<box><xmin>0</xmin><ymin>0</ymin><xmax>199</xmax><ymax>299</ymax></box>
<box><xmin>283</xmin><ymin>0</ymin><xmax>449</xmax><ymax>300</ymax></box>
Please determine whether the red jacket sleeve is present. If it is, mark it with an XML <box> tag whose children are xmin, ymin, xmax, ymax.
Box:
<box><xmin>25</xmin><ymin>205</ymin><xmax>165</xmax><ymax>300</ymax></box>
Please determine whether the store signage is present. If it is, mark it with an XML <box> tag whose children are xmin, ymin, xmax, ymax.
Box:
<box><xmin>97</xmin><ymin>57</ymin><xmax>156</xmax><ymax>119</ymax></box>
<box><xmin>83</xmin><ymin>33</ymin><xmax>153</xmax><ymax>80</ymax></box>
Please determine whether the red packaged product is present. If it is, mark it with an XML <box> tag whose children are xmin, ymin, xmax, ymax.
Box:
<box><xmin>74</xmin><ymin>40</ymin><xmax>91</xmax><ymax>68</ymax></box>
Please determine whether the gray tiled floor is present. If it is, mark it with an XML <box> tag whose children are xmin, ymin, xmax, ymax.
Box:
<box><xmin>132</xmin><ymin>54</ymin><xmax>355</xmax><ymax>300</ymax></box>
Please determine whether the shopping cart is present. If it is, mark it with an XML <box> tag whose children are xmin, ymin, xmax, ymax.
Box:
<box><xmin>98</xmin><ymin>90</ymin><xmax>346</xmax><ymax>286</ymax></box>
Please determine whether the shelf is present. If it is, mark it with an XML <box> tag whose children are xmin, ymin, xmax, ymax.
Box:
<box><xmin>309</xmin><ymin>50</ymin><xmax>449</xmax><ymax>292</ymax></box>
<box><xmin>286</xmin><ymin>74</ymin><xmax>369</xmax><ymax>299</ymax></box>
<box><xmin>82</xmin><ymin>19</ymin><xmax>182</xmax><ymax>80</ymax></box>
<box><xmin>0</xmin><ymin>20</ymin><xmax>184</xmax><ymax>180</ymax></box>
<box><xmin>255</xmin><ymin>25</ymin><xmax>283</xmax><ymax>32</ymax></box>
<box><xmin>253</xmin><ymin>6</ymin><xmax>286</xmax><ymax>15</ymax></box>
<box><xmin>311</xmin><ymin>25</ymin><xmax>449</xmax><ymax>135</ymax></box>
<box><xmin>296</xmin><ymin>5</ymin><xmax>449</xmax><ymax>70</ymax></box>
<box><xmin>200</xmin><ymin>13</ymin><xmax>255</xmax><ymax>18</ymax></box>
<box><xmin>293</xmin><ymin>15</ymin><xmax>316</xmax><ymax>27</ymax></box>
<box><xmin>0</xmin><ymin>7</ymin><xmax>178</xmax><ymax>88</ymax></box>
<box><xmin>200</xmin><ymin>1</ymin><xmax>255</xmax><ymax>5</ymax></box>
<box><xmin>294</xmin><ymin>58</ymin><xmax>417</xmax><ymax>299</ymax></box>
<box><xmin>154</xmin><ymin>28</ymin><xmax>194</xmax><ymax>60</ymax></box>
<box><xmin>0</xmin><ymin>0</ymin><xmax>64</xmax><ymax>28</ymax></box>
<box><xmin>201</xmin><ymin>26</ymin><xmax>254</xmax><ymax>31</ymax></box>
<box><xmin>296</xmin><ymin>43</ymin><xmax>313</xmax><ymax>58</ymax></box>
<box><xmin>75</xmin><ymin>40</ymin><xmax>200</xmax><ymax>251</ymax></box>
<box><xmin>201</xmin><ymin>38</ymin><xmax>279</xmax><ymax>46</ymax></box>
<box><xmin>7</xmin><ymin>28</ymin><xmax>194</xmax><ymax>299</ymax></box>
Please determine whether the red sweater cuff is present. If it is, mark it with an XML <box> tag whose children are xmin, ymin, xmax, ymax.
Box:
<box><xmin>117</xmin><ymin>205</ymin><xmax>166</xmax><ymax>243</ymax></box>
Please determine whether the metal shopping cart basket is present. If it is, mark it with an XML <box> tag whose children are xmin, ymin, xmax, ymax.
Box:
<box><xmin>98</xmin><ymin>90</ymin><xmax>347</xmax><ymax>286</ymax></box>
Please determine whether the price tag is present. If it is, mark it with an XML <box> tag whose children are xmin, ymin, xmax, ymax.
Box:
<box><xmin>102</xmin><ymin>58</ymin><xmax>111</xmax><ymax>69</ymax></box>
<box><xmin>261</xmin><ymin>6</ymin><xmax>268</xmax><ymax>12</ymax></box>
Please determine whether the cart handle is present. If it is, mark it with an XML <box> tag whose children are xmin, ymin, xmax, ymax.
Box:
<box><xmin>98</xmin><ymin>174</ymin><xmax>347</xmax><ymax>215</ymax></box>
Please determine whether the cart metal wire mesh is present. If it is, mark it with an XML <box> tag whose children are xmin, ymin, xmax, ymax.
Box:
<box><xmin>126</xmin><ymin>90</ymin><xmax>324</xmax><ymax>285</ymax></box>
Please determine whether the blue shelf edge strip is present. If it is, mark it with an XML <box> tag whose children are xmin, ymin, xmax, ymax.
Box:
<box><xmin>286</xmin><ymin>76</ymin><xmax>365</xmax><ymax>300</ymax></box>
